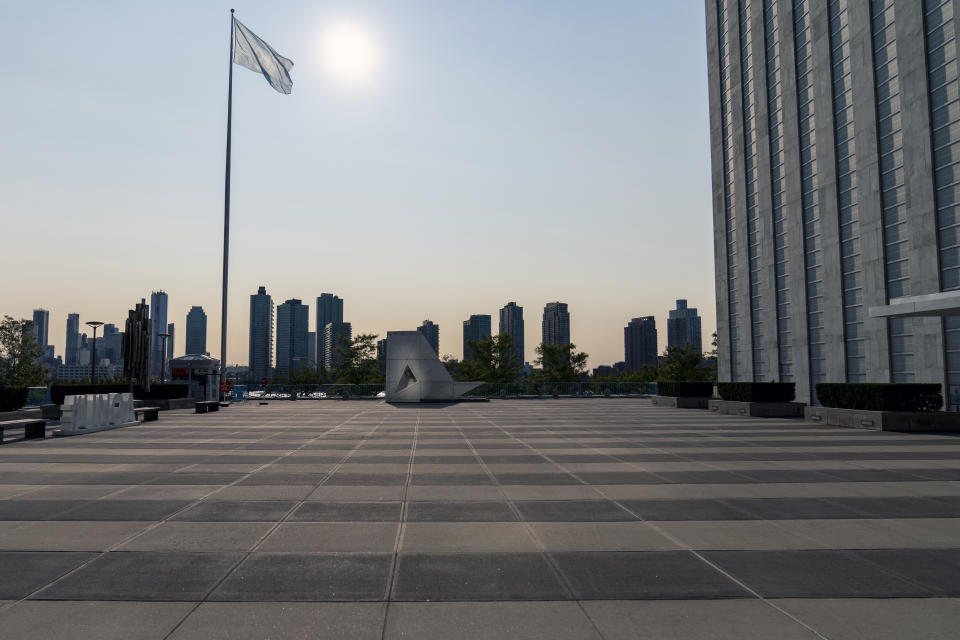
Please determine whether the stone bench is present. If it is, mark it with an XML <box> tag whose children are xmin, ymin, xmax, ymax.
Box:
<box><xmin>195</xmin><ymin>401</ymin><xmax>220</xmax><ymax>414</ymax></box>
<box><xmin>134</xmin><ymin>407</ymin><xmax>160</xmax><ymax>422</ymax></box>
<box><xmin>0</xmin><ymin>419</ymin><xmax>46</xmax><ymax>443</ymax></box>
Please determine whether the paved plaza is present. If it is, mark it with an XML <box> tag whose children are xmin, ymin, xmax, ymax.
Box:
<box><xmin>1</xmin><ymin>399</ymin><xmax>960</xmax><ymax>638</ymax></box>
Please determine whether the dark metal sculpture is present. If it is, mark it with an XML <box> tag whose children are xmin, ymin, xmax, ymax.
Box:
<box><xmin>122</xmin><ymin>299</ymin><xmax>152</xmax><ymax>392</ymax></box>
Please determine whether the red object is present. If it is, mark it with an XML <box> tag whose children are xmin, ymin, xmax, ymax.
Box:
<box><xmin>171</xmin><ymin>368</ymin><xmax>189</xmax><ymax>379</ymax></box>
<box><xmin>261</xmin><ymin>378</ymin><xmax>268</xmax><ymax>388</ymax></box>
<box><xmin>219</xmin><ymin>382</ymin><xmax>231</xmax><ymax>393</ymax></box>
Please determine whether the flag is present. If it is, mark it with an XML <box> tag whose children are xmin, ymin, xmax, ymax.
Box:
<box><xmin>233</xmin><ymin>19</ymin><xmax>294</xmax><ymax>95</ymax></box>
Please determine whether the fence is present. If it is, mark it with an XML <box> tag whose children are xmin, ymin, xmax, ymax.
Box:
<box><xmin>233</xmin><ymin>382</ymin><xmax>655</xmax><ymax>400</ymax></box>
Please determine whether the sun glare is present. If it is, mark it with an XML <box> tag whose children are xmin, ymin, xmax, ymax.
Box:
<box><xmin>319</xmin><ymin>22</ymin><xmax>380</xmax><ymax>84</ymax></box>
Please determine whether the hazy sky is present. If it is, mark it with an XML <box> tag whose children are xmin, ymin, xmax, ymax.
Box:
<box><xmin>1</xmin><ymin>0</ymin><xmax>714</xmax><ymax>368</ymax></box>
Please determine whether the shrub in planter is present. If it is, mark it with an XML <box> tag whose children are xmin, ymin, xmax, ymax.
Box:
<box><xmin>51</xmin><ymin>384</ymin><xmax>189</xmax><ymax>406</ymax></box>
<box><xmin>658</xmin><ymin>381</ymin><xmax>714</xmax><ymax>398</ymax></box>
<box><xmin>0</xmin><ymin>386</ymin><xmax>29</xmax><ymax>412</ymax></box>
<box><xmin>717</xmin><ymin>382</ymin><xmax>795</xmax><ymax>403</ymax></box>
<box><xmin>816</xmin><ymin>383</ymin><xmax>942</xmax><ymax>412</ymax></box>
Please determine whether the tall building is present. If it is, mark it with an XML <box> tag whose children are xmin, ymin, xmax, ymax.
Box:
<box><xmin>462</xmin><ymin>314</ymin><xmax>492</xmax><ymax>360</ymax></box>
<box><xmin>307</xmin><ymin>332</ymin><xmax>317</xmax><ymax>369</ymax></box>
<box><xmin>31</xmin><ymin>309</ymin><xmax>49</xmax><ymax>349</ymax></box>
<box><xmin>417</xmin><ymin>320</ymin><xmax>440</xmax><ymax>355</ymax></box>
<box><xmin>667</xmin><ymin>299</ymin><xmax>703</xmax><ymax>355</ymax></box>
<box><xmin>185</xmin><ymin>306</ymin><xmax>207</xmax><ymax>355</ymax></box>
<box><xmin>65</xmin><ymin>313</ymin><xmax>80</xmax><ymax>365</ymax></box>
<box><xmin>625</xmin><ymin>316</ymin><xmax>657</xmax><ymax>371</ymax></box>
<box><xmin>150</xmin><ymin>290</ymin><xmax>168</xmax><ymax>376</ymax></box>
<box><xmin>101</xmin><ymin>324</ymin><xmax>123</xmax><ymax>365</ymax></box>
<box><xmin>315</xmin><ymin>293</ymin><xmax>343</xmax><ymax>370</ymax></box>
<box><xmin>248</xmin><ymin>286</ymin><xmax>274</xmax><ymax>383</ymax></box>
<box><xmin>499</xmin><ymin>302</ymin><xmax>525</xmax><ymax>365</ymax></box>
<box><xmin>166</xmin><ymin>323</ymin><xmax>175</xmax><ymax>362</ymax></box>
<box><xmin>324</xmin><ymin>322</ymin><xmax>352</xmax><ymax>373</ymax></box>
<box><xmin>541</xmin><ymin>302</ymin><xmax>571</xmax><ymax>347</ymax></box>
<box><xmin>276</xmin><ymin>299</ymin><xmax>309</xmax><ymax>377</ymax></box>
<box><xmin>706</xmin><ymin>0</ymin><xmax>960</xmax><ymax>403</ymax></box>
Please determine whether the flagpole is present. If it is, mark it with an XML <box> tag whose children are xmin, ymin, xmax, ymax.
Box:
<box><xmin>220</xmin><ymin>8</ymin><xmax>235</xmax><ymax>382</ymax></box>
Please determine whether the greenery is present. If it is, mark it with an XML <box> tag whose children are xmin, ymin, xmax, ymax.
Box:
<box><xmin>0</xmin><ymin>316</ymin><xmax>48</xmax><ymax>387</ymax></box>
<box><xmin>441</xmin><ymin>355</ymin><xmax>462</xmax><ymax>379</ymax></box>
<box><xmin>460</xmin><ymin>335</ymin><xmax>522</xmax><ymax>382</ymax></box>
<box><xmin>333</xmin><ymin>334</ymin><xmax>384</xmax><ymax>384</ymax></box>
<box><xmin>816</xmin><ymin>383</ymin><xmax>943</xmax><ymax>412</ymax></box>
<box><xmin>657</xmin><ymin>381</ymin><xmax>714</xmax><ymax>398</ymax></box>
<box><xmin>717</xmin><ymin>382</ymin><xmax>795</xmax><ymax>403</ymax></box>
<box><xmin>534</xmin><ymin>342</ymin><xmax>589</xmax><ymax>383</ymax></box>
<box><xmin>0</xmin><ymin>386</ymin><xmax>29</xmax><ymax>411</ymax></box>
<box><xmin>657</xmin><ymin>344</ymin><xmax>713</xmax><ymax>382</ymax></box>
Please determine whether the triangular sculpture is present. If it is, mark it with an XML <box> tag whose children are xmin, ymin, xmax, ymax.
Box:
<box><xmin>385</xmin><ymin>331</ymin><xmax>482</xmax><ymax>402</ymax></box>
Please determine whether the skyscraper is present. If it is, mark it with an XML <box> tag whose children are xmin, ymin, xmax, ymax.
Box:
<box><xmin>166</xmin><ymin>323</ymin><xmax>175</xmax><ymax>361</ymax></box>
<box><xmin>315</xmin><ymin>293</ymin><xmax>343</xmax><ymax>370</ymax></box>
<box><xmin>417</xmin><ymin>320</ymin><xmax>440</xmax><ymax>355</ymax></box>
<box><xmin>248</xmin><ymin>286</ymin><xmax>274</xmax><ymax>383</ymax></box>
<box><xmin>150</xmin><ymin>290</ymin><xmax>168</xmax><ymax>376</ymax></box>
<box><xmin>65</xmin><ymin>313</ymin><xmax>80</xmax><ymax>365</ymax></box>
<box><xmin>541</xmin><ymin>302</ymin><xmax>571</xmax><ymax>347</ymax></box>
<box><xmin>185</xmin><ymin>306</ymin><xmax>207</xmax><ymax>355</ymax></box>
<box><xmin>307</xmin><ymin>332</ymin><xmax>317</xmax><ymax>369</ymax></box>
<box><xmin>462</xmin><ymin>314</ymin><xmax>492</xmax><ymax>360</ymax></box>
<box><xmin>376</xmin><ymin>338</ymin><xmax>388</xmax><ymax>375</ymax></box>
<box><xmin>32</xmin><ymin>309</ymin><xmax>49</xmax><ymax>350</ymax></box>
<box><xmin>706</xmin><ymin>0</ymin><xmax>960</xmax><ymax>403</ymax></box>
<box><xmin>499</xmin><ymin>302</ymin><xmax>524</xmax><ymax>365</ymax></box>
<box><xmin>625</xmin><ymin>316</ymin><xmax>657</xmax><ymax>371</ymax></box>
<box><xmin>276</xmin><ymin>299</ymin><xmax>309</xmax><ymax>377</ymax></box>
<box><xmin>667</xmin><ymin>299</ymin><xmax>703</xmax><ymax>355</ymax></box>
<box><xmin>324</xmin><ymin>322</ymin><xmax>352</xmax><ymax>373</ymax></box>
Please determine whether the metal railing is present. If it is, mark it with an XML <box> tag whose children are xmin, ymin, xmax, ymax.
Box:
<box><xmin>461</xmin><ymin>382</ymin><xmax>657</xmax><ymax>399</ymax></box>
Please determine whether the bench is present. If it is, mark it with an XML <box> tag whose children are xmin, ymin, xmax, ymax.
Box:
<box><xmin>134</xmin><ymin>407</ymin><xmax>160</xmax><ymax>422</ymax></box>
<box><xmin>195</xmin><ymin>401</ymin><xmax>220</xmax><ymax>414</ymax></box>
<box><xmin>0</xmin><ymin>419</ymin><xmax>46</xmax><ymax>443</ymax></box>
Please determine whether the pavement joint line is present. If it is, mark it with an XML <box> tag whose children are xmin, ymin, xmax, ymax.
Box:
<box><xmin>0</xmin><ymin>403</ymin><xmax>381</xmax><ymax>618</ymax></box>
<box><xmin>379</xmin><ymin>408</ymin><xmax>421</xmax><ymax>640</ymax></box>
<box><xmin>160</xmin><ymin>402</ymin><xmax>389</xmax><ymax>640</ymax></box>
<box><xmin>446</xmin><ymin>409</ymin><xmax>610</xmax><ymax>640</ymax></box>
<box><xmin>465</xmin><ymin>405</ymin><xmax>835</xmax><ymax>640</ymax></box>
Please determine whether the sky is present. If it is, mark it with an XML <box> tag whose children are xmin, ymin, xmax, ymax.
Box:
<box><xmin>1</xmin><ymin>0</ymin><xmax>714</xmax><ymax>368</ymax></box>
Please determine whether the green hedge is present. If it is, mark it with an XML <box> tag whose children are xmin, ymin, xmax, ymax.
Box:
<box><xmin>658</xmin><ymin>381</ymin><xmax>714</xmax><ymax>398</ymax></box>
<box><xmin>816</xmin><ymin>383</ymin><xmax>942</xmax><ymax>412</ymax></box>
<box><xmin>718</xmin><ymin>382</ymin><xmax>795</xmax><ymax>403</ymax></box>
<box><xmin>0</xmin><ymin>387</ymin><xmax>29</xmax><ymax>412</ymax></box>
<box><xmin>51</xmin><ymin>384</ymin><xmax>189</xmax><ymax>406</ymax></box>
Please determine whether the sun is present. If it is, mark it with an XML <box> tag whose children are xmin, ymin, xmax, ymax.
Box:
<box><xmin>319</xmin><ymin>22</ymin><xmax>380</xmax><ymax>84</ymax></box>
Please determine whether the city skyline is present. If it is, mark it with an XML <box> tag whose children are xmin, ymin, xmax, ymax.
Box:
<box><xmin>0</xmin><ymin>1</ymin><xmax>714</xmax><ymax>368</ymax></box>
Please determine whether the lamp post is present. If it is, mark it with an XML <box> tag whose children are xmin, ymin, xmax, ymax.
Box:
<box><xmin>158</xmin><ymin>332</ymin><xmax>170</xmax><ymax>384</ymax></box>
<box><xmin>85</xmin><ymin>321</ymin><xmax>103</xmax><ymax>383</ymax></box>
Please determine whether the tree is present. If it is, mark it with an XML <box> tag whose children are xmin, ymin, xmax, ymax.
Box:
<box><xmin>441</xmin><ymin>355</ymin><xmax>462</xmax><ymax>380</ymax></box>
<box><xmin>657</xmin><ymin>344</ymin><xmax>712</xmax><ymax>382</ymax></box>
<box><xmin>460</xmin><ymin>334</ymin><xmax>522</xmax><ymax>382</ymax></box>
<box><xmin>289</xmin><ymin>363</ymin><xmax>322</xmax><ymax>384</ymax></box>
<box><xmin>0</xmin><ymin>316</ymin><xmax>48</xmax><ymax>386</ymax></box>
<box><xmin>620</xmin><ymin>364</ymin><xmax>658</xmax><ymax>383</ymax></box>
<box><xmin>534</xmin><ymin>342</ymin><xmax>588</xmax><ymax>383</ymax></box>
<box><xmin>333</xmin><ymin>334</ymin><xmax>384</xmax><ymax>384</ymax></box>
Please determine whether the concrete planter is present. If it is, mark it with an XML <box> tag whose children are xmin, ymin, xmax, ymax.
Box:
<box><xmin>652</xmin><ymin>396</ymin><xmax>710</xmax><ymax>409</ymax></box>
<box><xmin>709</xmin><ymin>399</ymin><xmax>804</xmax><ymax>418</ymax></box>
<box><xmin>804</xmin><ymin>406</ymin><xmax>960</xmax><ymax>432</ymax></box>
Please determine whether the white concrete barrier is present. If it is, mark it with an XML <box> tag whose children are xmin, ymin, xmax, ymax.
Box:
<box><xmin>60</xmin><ymin>393</ymin><xmax>139</xmax><ymax>435</ymax></box>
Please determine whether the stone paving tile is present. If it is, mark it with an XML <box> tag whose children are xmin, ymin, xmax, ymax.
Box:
<box><xmin>384</xmin><ymin>602</ymin><xmax>603</xmax><ymax>640</ymax></box>
<box><xmin>516</xmin><ymin>500</ymin><xmax>637</xmax><ymax>522</ymax></box>
<box><xmin>401</xmin><ymin>523</ymin><xmax>539</xmax><ymax>552</ymax></box>
<box><xmin>405</xmin><ymin>501</ymin><xmax>518</xmax><ymax>522</ymax></box>
<box><xmin>33</xmin><ymin>551</ymin><xmax>241</xmax><ymax>601</ymax></box>
<box><xmin>581</xmin><ymin>600</ymin><xmax>822</xmax><ymax>640</ymax></box>
<box><xmin>0</xmin><ymin>521</ymin><xmax>149</xmax><ymax>551</ymax></box>
<box><xmin>0</xmin><ymin>601</ymin><xmax>194</xmax><ymax>640</ymax></box>
<box><xmin>170</xmin><ymin>602</ymin><xmax>386</xmax><ymax>640</ymax></box>
<box><xmin>260</xmin><ymin>523</ymin><xmax>400</xmax><ymax>552</ymax></box>
<box><xmin>171</xmin><ymin>500</ymin><xmax>296</xmax><ymax>522</ymax></box>
<box><xmin>392</xmin><ymin>552</ymin><xmax>569</xmax><ymax>601</ymax></box>
<box><xmin>774</xmin><ymin>598</ymin><xmax>960</xmax><ymax>640</ymax></box>
<box><xmin>529</xmin><ymin>522</ymin><xmax>680</xmax><ymax>551</ymax></box>
<box><xmin>210</xmin><ymin>553</ymin><xmax>392</xmax><ymax>602</ymax></box>
<box><xmin>551</xmin><ymin>551</ymin><xmax>749</xmax><ymax>600</ymax></box>
<box><xmin>115</xmin><ymin>522</ymin><xmax>273</xmax><ymax>552</ymax></box>
<box><xmin>0</xmin><ymin>551</ymin><xmax>98</xmax><ymax>598</ymax></box>
<box><xmin>289</xmin><ymin>501</ymin><xmax>403</xmax><ymax>522</ymax></box>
